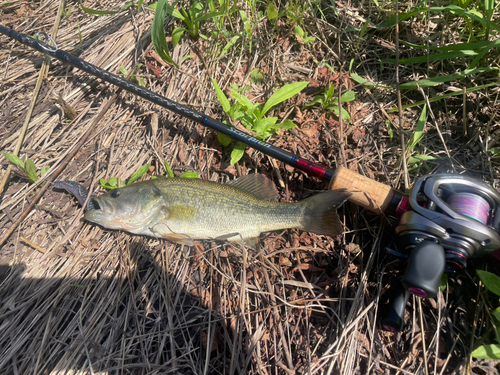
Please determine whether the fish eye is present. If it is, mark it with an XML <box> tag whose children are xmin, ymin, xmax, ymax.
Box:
<box><xmin>110</xmin><ymin>190</ymin><xmax>120</xmax><ymax>198</ymax></box>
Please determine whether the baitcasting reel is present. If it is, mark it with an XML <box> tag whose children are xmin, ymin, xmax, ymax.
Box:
<box><xmin>382</xmin><ymin>174</ymin><xmax>500</xmax><ymax>332</ymax></box>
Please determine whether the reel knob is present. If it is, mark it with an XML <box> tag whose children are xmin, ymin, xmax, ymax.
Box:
<box><xmin>381</xmin><ymin>286</ymin><xmax>411</xmax><ymax>332</ymax></box>
<box><xmin>402</xmin><ymin>238</ymin><xmax>445</xmax><ymax>298</ymax></box>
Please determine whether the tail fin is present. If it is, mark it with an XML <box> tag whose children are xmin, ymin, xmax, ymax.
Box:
<box><xmin>300</xmin><ymin>189</ymin><xmax>352</xmax><ymax>236</ymax></box>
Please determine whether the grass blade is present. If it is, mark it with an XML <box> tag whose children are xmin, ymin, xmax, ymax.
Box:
<box><xmin>151</xmin><ymin>0</ymin><xmax>178</xmax><ymax>67</ymax></box>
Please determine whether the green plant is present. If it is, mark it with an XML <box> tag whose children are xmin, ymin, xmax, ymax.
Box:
<box><xmin>149</xmin><ymin>0</ymin><xmax>222</xmax><ymax>66</ymax></box>
<box><xmin>119</xmin><ymin>64</ymin><xmax>146</xmax><ymax>87</ymax></box>
<box><xmin>1</xmin><ymin>152</ymin><xmax>50</xmax><ymax>184</ymax></box>
<box><xmin>208</xmin><ymin>0</ymin><xmax>238</xmax><ymax>31</ymax></box>
<box><xmin>150</xmin><ymin>0</ymin><xmax>178</xmax><ymax>67</ymax></box>
<box><xmin>293</xmin><ymin>25</ymin><xmax>315</xmax><ymax>44</ymax></box>
<box><xmin>99</xmin><ymin>161</ymin><xmax>198</xmax><ymax>189</ymax></box>
<box><xmin>63</xmin><ymin>5</ymin><xmax>71</xmax><ymax>18</ymax></box>
<box><xmin>303</xmin><ymin>83</ymin><xmax>355</xmax><ymax>121</ymax></box>
<box><xmin>211</xmin><ymin>79</ymin><xmax>309</xmax><ymax>164</ymax></box>
<box><xmin>150</xmin><ymin>0</ymin><xmax>222</xmax><ymax>42</ymax></box>
<box><xmin>285</xmin><ymin>0</ymin><xmax>311</xmax><ymax>26</ymax></box>
<box><xmin>471</xmin><ymin>270</ymin><xmax>500</xmax><ymax>359</ymax></box>
<box><xmin>157</xmin><ymin>159</ymin><xmax>199</xmax><ymax>179</ymax></box>
<box><xmin>99</xmin><ymin>163</ymin><xmax>151</xmax><ymax>189</ymax></box>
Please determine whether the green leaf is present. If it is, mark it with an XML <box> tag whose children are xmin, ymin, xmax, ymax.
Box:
<box><xmin>165</xmin><ymin>4</ymin><xmax>185</xmax><ymax>20</ymax></box>
<box><xmin>218</xmin><ymin>132</ymin><xmax>232</xmax><ymax>147</ymax></box>
<box><xmin>340</xmin><ymin>91</ymin><xmax>356</xmax><ymax>102</ymax></box>
<box><xmin>220</xmin><ymin>35</ymin><xmax>240</xmax><ymax>58</ymax></box>
<box><xmin>119</xmin><ymin>66</ymin><xmax>129</xmax><ymax>75</ymax></box>
<box><xmin>230</xmin><ymin>86</ymin><xmax>255</xmax><ymax>110</ymax></box>
<box><xmin>490</xmin><ymin>147</ymin><xmax>500</xmax><ymax>155</ymax></box>
<box><xmin>196</xmin><ymin>11</ymin><xmax>223</xmax><ymax>22</ymax></box>
<box><xmin>384</xmin><ymin>50</ymin><xmax>479</xmax><ymax>65</ymax></box>
<box><xmin>252</xmin><ymin>117</ymin><xmax>278</xmax><ymax>134</ymax></box>
<box><xmin>250</xmin><ymin>69</ymin><xmax>264</xmax><ymax>85</ymax></box>
<box><xmin>440</xmin><ymin>273</ymin><xmax>448</xmax><ymax>292</ymax></box>
<box><xmin>408</xmin><ymin>154</ymin><xmax>436</xmax><ymax>165</ymax></box>
<box><xmin>211</xmin><ymin>78</ymin><xmax>231</xmax><ymax>113</ymax></box>
<box><xmin>151</xmin><ymin>0</ymin><xmax>178</xmax><ymax>67</ymax></box>
<box><xmin>274</xmin><ymin>119</ymin><xmax>296</xmax><ymax>130</ymax></box>
<box><xmin>408</xmin><ymin>104</ymin><xmax>427</xmax><ymax>152</ymax></box>
<box><xmin>108</xmin><ymin>177</ymin><xmax>119</xmax><ymax>188</ymax></box>
<box><xmin>230</xmin><ymin>142</ymin><xmax>246</xmax><ymax>164</ymax></box>
<box><xmin>40</xmin><ymin>165</ymin><xmax>50</xmax><ymax>177</ymax></box>
<box><xmin>471</xmin><ymin>344</ymin><xmax>500</xmax><ymax>359</ymax></box>
<box><xmin>477</xmin><ymin>270</ymin><xmax>500</xmax><ymax>296</ymax></box>
<box><xmin>493</xmin><ymin>306</ymin><xmax>500</xmax><ymax>321</ymax></box>
<box><xmin>293</xmin><ymin>25</ymin><xmax>305</xmax><ymax>37</ymax></box>
<box><xmin>127</xmin><ymin>163</ymin><xmax>150</xmax><ymax>185</ymax></box>
<box><xmin>266</xmin><ymin>3</ymin><xmax>278</xmax><ymax>20</ymax></box>
<box><xmin>327</xmin><ymin>105</ymin><xmax>351</xmax><ymax>121</ymax></box>
<box><xmin>1</xmin><ymin>152</ymin><xmax>25</xmax><ymax>170</ymax></box>
<box><xmin>172</xmin><ymin>27</ymin><xmax>186</xmax><ymax>48</ymax></box>
<box><xmin>303</xmin><ymin>37</ymin><xmax>315</xmax><ymax>43</ymax></box>
<box><xmin>389</xmin><ymin>82</ymin><xmax>499</xmax><ymax>113</ymax></box>
<box><xmin>164</xmin><ymin>159</ymin><xmax>174</xmax><ymax>178</ymax></box>
<box><xmin>261</xmin><ymin>81</ymin><xmax>309</xmax><ymax>117</ymax></box>
<box><xmin>239</xmin><ymin>10</ymin><xmax>252</xmax><ymax>39</ymax></box>
<box><xmin>400</xmin><ymin>68</ymin><xmax>497</xmax><ymax>89</ymax></box>
<box><xmin>180</xmin><ymin>171</ymin><xmax>199</xmax><ymax>178</ymax></box>
<box><xmin>25</xmin><ymin>159</ymin><xmax>38</xmax><ymax>183</ymax></box>
<box><xmin>350</xmin><ymin>73</ymin><xmax>393</xmax><ymax>89</ymax></box>
<box><xmin>386</xmin><ymin>120</ymin><xmax>394</xmax><ymax>141</ymax></box>
<box><xmin>304</xmin><ymin>95</ymin><xmax>325</xmax><ymax>108</ymax></box>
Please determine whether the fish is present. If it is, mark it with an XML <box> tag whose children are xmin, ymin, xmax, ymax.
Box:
<box><xmin>83</xmin><ymin>174</ymin><xmax>352</xmax><ymax>246</ymax></box>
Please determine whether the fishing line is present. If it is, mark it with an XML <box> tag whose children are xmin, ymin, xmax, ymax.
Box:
<box><xmin>447</xmin><ymin>192</ymin><xmax>490</xmax><ymax>225</ymax></box>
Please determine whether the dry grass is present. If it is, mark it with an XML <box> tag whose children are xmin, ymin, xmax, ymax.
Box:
<box><xmin>1</xmin><ymin>0</ymin><xmax>500</xmax><ymax>374</ymax></box>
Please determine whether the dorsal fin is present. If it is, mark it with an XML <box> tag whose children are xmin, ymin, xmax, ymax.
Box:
<box><xmin>226</xmin><ymin>174</ymin><xmax>278</xmax><ymax>200</ymax></box>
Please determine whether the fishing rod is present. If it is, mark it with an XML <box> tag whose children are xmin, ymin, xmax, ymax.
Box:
<box><xmin>0</xmin><ymin>24</ymin><xmax>407</xmax><ymax>216</ymax></box>
<box><xmin>3</xmin><ymin>25</ymin><xmax>500</xmax><ymax>332</ymax></box>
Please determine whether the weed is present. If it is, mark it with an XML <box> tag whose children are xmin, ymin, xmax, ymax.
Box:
<box><xmin>285</xmin><ymin>0</ymin><xmax>311</xmax><ymax>26</ymax></box>
<box><xmin>470</xmin><ymin>270</ymin><xmax>500</xmax><ymax>359</ymax></box>
<box><xmin>293</xmin><ymin>25</ymin><xmax>315</xmax><ymax>44</ymax></box>
<box><xmin>2</xmin><ymin>152</ymin><xmax>50</xmax><ymax>184</ymax></box>
<box><xmin>304</xmin><ymin>83</ymin><xmax>355</xmax><ymax>121</ymax></box>
<box><xmin>99</xmin><ymin>161</ymin><xmax>198</xmax><ymax>190</ymax></box>
<box><xmin>150</xmin><ymin>0</ymin><xmax>178</xmax><ymax>67</ymax></box>
<box><xmin>212</xmin><ymin>79</ymin><xmax>309</xmax><ymax>164</ymax></box>
<box><xmin>119</xmin><ymin>64</ymin><xmax>146</xmax><ymax>87</ymax></box>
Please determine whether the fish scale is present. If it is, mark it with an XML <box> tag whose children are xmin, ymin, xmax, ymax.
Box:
<box><xmin>83</xmin><ymin>174</ymin><xmax>352</xmax><ymax>246</ymax></box>
<box><xmin>150</xmin><ymin>178</ymin><xmax>305</xmax><ymax>240</ymax></box>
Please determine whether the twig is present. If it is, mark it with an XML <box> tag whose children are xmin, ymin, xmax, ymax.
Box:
<box><xmin>417</xmin><ymin>298</ymin><xmax>429</xmax><ymax>375</ymax></box>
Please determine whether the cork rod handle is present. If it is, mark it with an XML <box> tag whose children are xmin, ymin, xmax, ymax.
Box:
<box><xmin>329</xmin><ymin>167</ymin><xmax>395</xmax><ymax>215</ymax></box>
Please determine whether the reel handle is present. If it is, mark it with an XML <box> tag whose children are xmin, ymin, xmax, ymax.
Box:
<box><xmin>402</xmin><ymin>239</ymin><xmax>445</xmax><ymax>298</ymax></box>
<box><xmin>381</xmin><ymin>286</ymin><xmax>411</xmax><ymax>332</ymax></box>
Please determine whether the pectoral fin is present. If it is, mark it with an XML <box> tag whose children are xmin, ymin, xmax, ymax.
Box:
<box><xmin>149</xmin><ymin>221</ymin><xmax>195</xmax><ymax>246</ymax></box>
<box><xmin>162</xmin><ymin>233</ymin><xmax>195</xmax><ymax>246</ymax></box>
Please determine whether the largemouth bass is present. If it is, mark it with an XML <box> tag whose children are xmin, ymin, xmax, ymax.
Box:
<box><xmin>82</xmin><ymin>174</ymin><xmax>351</xmax><ymax>245</ymax></box>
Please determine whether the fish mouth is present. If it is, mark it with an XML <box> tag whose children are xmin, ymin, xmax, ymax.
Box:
<box><xmin>83</xmin><ymin>196</ymin><xmax>118</xmax><ymax>226</ymax></box>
